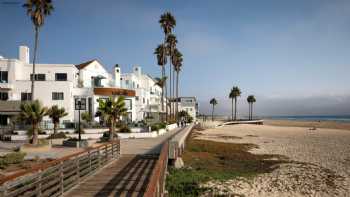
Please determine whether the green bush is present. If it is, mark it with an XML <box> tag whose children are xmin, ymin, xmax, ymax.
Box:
<box><xmin>150</xmin><ymin>122</ymin><xmax>167</xmax><ymax>131</ymax></box>
<box><xmin>74</xmin><ymin>127</ymin><xmax>85</xmax><ymax>134</ymax></box>
<box><xmin>66</xmin><ymin>137</ymin><xmax>79</xmax><ymax>142</ymax></box>
<box><xmin>166</xmin><ymin>168</ymin><xmax>209</xmax><ymax>197</ymax></box>
<box><xmin>119</xmin><ymin>125</ymin><xmax>131</xmax><ymax>133</ymax></box>
<box><xmin>47</xmin><ymin>132</ymin><xmax>67</xmax><ymax>139</ymax></box>
<box><xmin>0</xmin><ymin>152</ymin><xmax>26</xmax><ymax>169</ymax></box>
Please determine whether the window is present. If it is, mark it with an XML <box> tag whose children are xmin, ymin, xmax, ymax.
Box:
<box><xmin>0</xmin><ymin>71</ymin><xmax>8</xmax><ymax>83</ymax></box>
<box><xmin>0</xmin><ymin>92</ymin><xmax>8</xmax><ymax>100</ymax></box>
<box><xmin>143</xmin><ymin>98</ymin><xmax>145</xmax><ymax>104</ymax></box>
<box><xmin>55</xmin><ymin>73</ymin><xmax>67</xmax><ymax>81</ymax></box>
<box><xmin>21</xmin><ymin>93</ymin><xmax>32</xmax><ymax>101</ymax></box>
<box><xmin>135</xmin><ymin>96</ymin><xmax>139</xmax><ymax>101</ymax></box>
<box><xmin>52</xmin><ymin>92</ymin><xmax>64</xmax><ymax>100</ymax></box>
<box><xmin>30</xmin><ymin>74</ymin><xmax>45</xmax><ymax>81</ymax></box>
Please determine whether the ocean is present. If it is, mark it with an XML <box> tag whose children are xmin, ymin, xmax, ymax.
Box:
<box><xmin>266</xmin><ymin>115</ymin><xmax>350</xmax><ymax>123</ymax></box>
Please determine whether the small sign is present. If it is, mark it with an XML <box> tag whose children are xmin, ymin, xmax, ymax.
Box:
<box><xmin>75</xmin><ymin>98</ymin><xmax>86</xmax><ymax>110</ymax></box>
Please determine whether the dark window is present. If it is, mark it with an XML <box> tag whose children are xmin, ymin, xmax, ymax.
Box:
<box><xmin>52</xmin><ymin>92</ymin><xmax>64</xmax><ymax>100</ymax></box>
<box><xmin>0</xmin><ymin>71</ymin><xmax>8</xmax><ymax>83</ymax></box>
<box><xmin>88</xmin><ymin>97</ymin><xmax>92</xmax><ymax>115</ymax></box>
<box><xmin>21</xmin><ymin>93</ymin><xmax>32</xmax><ymax>101</ymax></box>
<box><xmin>30</xmin><ymin>74</ymin><xmax>46</xmax><ymax>81</ymax></box>
<box><xmin>0</xmin><ymin>92</ymin><xmax>8</xmax><ymax>100</ymax></box>
<box><xmin>55</xmin><ymin>73</ymin><xmax>67</xmax><ymax>81</ymax></box>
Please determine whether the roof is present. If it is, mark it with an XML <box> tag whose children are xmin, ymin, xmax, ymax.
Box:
<box><xmin>75</xmin><ymin>59</ymin><xmax>96</xmax><ymax>70</ymax></box>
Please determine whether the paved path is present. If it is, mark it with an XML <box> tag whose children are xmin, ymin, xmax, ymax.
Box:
<box><xmin>65</xmin><ymin>127</ymin><xmax>186</xmax><ymax>197</ymax></box>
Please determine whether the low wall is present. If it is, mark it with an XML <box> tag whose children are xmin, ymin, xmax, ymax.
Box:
<box><xmin>168</xmin><ymin>123</ymin><xmax>194</xmax><ymax>160</ymax></box>
<box><xmin>167</xmin><ymin>123</ymin><xmax>178</xmax><ymax>131</ymax></box>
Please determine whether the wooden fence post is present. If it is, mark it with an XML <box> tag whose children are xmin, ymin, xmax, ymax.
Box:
<box><xmin>76</xmin><ymin>157</ymin><xmax>80</xmax><ymax>184</ymax></box>
<box><xmin>36</xmin><ymin>170</ymin><xmax>42</xmax><ymax>196</ymax></box>
<box><xmin>60</xmin><ymin>161</ymin><xmax>64</xmax><ymax>194</ymax></box>
<box><xmin>88</xmin><ymin>150</ymin><xmax>92</xmax><ymax>173</ymax></box>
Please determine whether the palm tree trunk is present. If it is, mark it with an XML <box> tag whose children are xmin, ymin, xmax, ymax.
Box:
<box><xmin>31</xmin><ymin>26</ymin><xmax>39</xmax><ymax>100</ymax></box>
<box><xmin>169</xmin><ymin>59</ymin><xmax>172</xmax><ymax>120</ymax></box>
<box><xmin>160</xmin><ymin>66</ymin><xmax>165</xmax><ymax>122</ymax></box>
<box><xmin>176</xmin><ymin>71</ymin><xmax>179</xmax><ymax>121</ymax></box>
<box><xmin>110</xmin><ymin>119</ymin><xmax>114</xmax><ymax>141</ymax></box>
<box><xmin>231</xmin><ymin>98</ymin><xmax>234</xmax><ymax>121</ymax></box>
<box><xmin>53</xmin><ymin>122</ymin><xmax>57</xmax><ymax>135</ymax></box>
<box><xmin>248</xmin><ymin>103</ymin><xmax>251</xmax><ymax>120</ymax></box>
<box><xmin>212</xmin><ymin>105</ymin><xmax>214</xmax><ymax>121</ymax></box>
<box><xmin>251</xmin><ymin>103</ymin><xmax>253</xmax><ymax>120</ymax></box>
<box><xmin>172</xmin><ymin>67</ymin><xmax>175</xmax><ymax>120</ymax></box>
<box><xmin>234</xmin><ymin>98</ymin><xmax>237</xmax><ymax>120</ymax></box>
<box><xmin>32</xmin><ymin>122</ymin><xmax>38</xmax><ymax>145</ymax></box>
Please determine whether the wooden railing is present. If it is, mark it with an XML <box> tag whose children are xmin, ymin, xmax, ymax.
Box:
<box><xmin>144</xmin><ymin>141</ymin><xmax>169</xmax><ymax>197</ymax></box>
<box><xmin>0</xmin><ymin>140</ymin><xmax>120</xmax><ymax>197</ymax></box>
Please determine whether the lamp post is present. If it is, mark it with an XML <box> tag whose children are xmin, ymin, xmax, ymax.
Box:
<box><xmin>75</xmin><ymin>98</ymin><xmax>86</xmax><ymax>141</ymax></box>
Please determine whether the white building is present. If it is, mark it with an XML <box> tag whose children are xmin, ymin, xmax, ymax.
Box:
<box><xmin>121</xmin><ymin>65</ymin><xmax>165</xmax><ymax>121</ymax></box>
<box><xmin>176</xmin><ymin>97</ymin><xmax>198</xmax><ymax>121</ymax></box>
<box><xmin>0</xmin><ymin>46</ymin><xmax>166</xmax><ymax>128</ymax></box>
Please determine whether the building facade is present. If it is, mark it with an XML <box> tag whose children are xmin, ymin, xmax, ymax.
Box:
<box><xmin>0</xmin><ymin>46</ymin><xmax>163</xmax><ymax>128</ymax></box>
<box><xmin>176</xmin><ymin>97</ymin><xmax>198</xmax><ymax>121</ymax></box>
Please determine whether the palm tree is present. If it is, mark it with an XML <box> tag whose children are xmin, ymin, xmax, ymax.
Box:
<box><xmin>172</xmin><ymin>48</ymin><xmax>183</xmax><ymax>120</ymax></box>
<box><xmin>159</xmin><ymin>12</ymin><xmax>176</xmax><ymax>121</ymax></box>
<box><xmin>247</xmin><ymin>95</ymin><xmax>256</xmax><ymax>120</ymax></box>
<box><xmin>23</xmin><ymin>0</ymin><xmax>54</xmax><ymax>100</ymax></box>
<box><xmin>96</xmin><ymin>96</ymin><xmax>127</xmax><ymax>141</ymax></box>
<box><xmin>18</xmin><ymin>100</ymin><xmax>48</xmax><ymax>145</ymax></box>
<box><xmin>155</xmin><ymin>76</ymin><xmax>167</xmax><ymax>121</ymax></box>
<box><xmin>229</xmin><ymin>86</ymin><xmax>241</xmax><ymax>120</ymax></box>
<box><xmin>47</xmin><ymin>105</ymin><xmax>68</xmax><ymax>135</ymax></box>
<box><xmin>154</xmin><ymin>45</ymin><xmax>168</xmax><ymax>120</ymax></box>
<box><xmin>166</xmin><ymin>34</ymin><xmax>178</xmax><ymax>119</ymax></box>
<box><xmin>209</xmin><ymin>98</ymin><xmax>218</xmax><ymax>121</ymax></box>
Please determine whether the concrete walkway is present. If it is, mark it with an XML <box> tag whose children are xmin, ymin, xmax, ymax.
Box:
<box><xmin>120</xmin><ymin>126</ymin><xmax>185</xmax><ymax>155</ymax></box>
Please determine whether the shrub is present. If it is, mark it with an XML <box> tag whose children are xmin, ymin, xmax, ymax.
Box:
<box><xmin>119</xmin><ymin>125</ymin><xmax>131</xmax><ymax>133</ymax></box>
<box><xmin>47</xmin><ymin>132</ymin><xmax>67</xmax><ymax>139</ymax></box>
<box><xmin>151</xmin><ymin>122</ymin><xmax>167</xmax><ymax>131</ymax></box>
<box><xmin>74</xmin><ymin>127</ymin><xmax>85</xmax><ymax>134</ymax></box>
<box><xmin>0</xmin><ymin>152</ymin><xmax>26</xmax><ymax>169</ymax></box>
<box><xmin>66</xmin><ymin>137</ymin><xmax>79</xmax><ymax>142</ymax></box>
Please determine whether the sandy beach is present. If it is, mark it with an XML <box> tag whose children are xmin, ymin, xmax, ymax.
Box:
<box><xmin>196</xmin><ymin>121</ymin><xmax>350</xmax><ymax>196</ymax></box>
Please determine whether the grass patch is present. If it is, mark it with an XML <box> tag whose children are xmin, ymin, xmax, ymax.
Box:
<box><xmin>166</xmin><ymin>129</ymin><xmax>288</xmax><ymax>196</ymax></box>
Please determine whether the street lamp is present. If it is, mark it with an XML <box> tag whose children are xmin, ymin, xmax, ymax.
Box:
<box><xmin>75</xmin><ymin>98</ymin><xmax>86</xmax><ymax>141</ymax></box>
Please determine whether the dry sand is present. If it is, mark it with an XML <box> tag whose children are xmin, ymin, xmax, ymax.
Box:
<box><xmin>197</xmin><ymin>123</ymin><xmax>350</xmax><ymax>197</ymax></box>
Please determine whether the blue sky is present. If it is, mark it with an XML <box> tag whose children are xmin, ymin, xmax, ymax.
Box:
<box><xmin>1</xmin><ymin>0</ymin><xmax>350</xmax><ymax>116</ymax></box>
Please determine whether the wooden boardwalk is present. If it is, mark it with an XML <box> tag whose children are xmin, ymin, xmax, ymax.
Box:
<box><xmin>65</xmin><ymin>155</ymin><xmax>157</xmax><ymax>197</ymax></box>
<box><xmin>65</xmin><ymin>127</ymin><xmax>186</xmax><ymax>197</ymax></box>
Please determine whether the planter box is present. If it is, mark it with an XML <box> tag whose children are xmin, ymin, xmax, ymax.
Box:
<box><xmin>20</xmin><ymin>143</ymin><xmax>51</xmax><ymax>153</ymax></box>
<box><xmin>63</xmin><ymin>140</ymin><xmax>90</xmax><ymax>148</ymax></box>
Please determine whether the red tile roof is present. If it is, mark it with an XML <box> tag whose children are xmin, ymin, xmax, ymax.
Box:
<box><xmin>75</xmin><ymin>59</ymin><xmax>96</xmax><ymax>70</ymax></box>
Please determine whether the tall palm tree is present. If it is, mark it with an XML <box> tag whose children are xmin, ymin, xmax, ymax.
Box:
<box><xmin>47</xmin><ymin>105</ymin><xmax>68</xmax><ymax>135</ymax></box>
<box><xmin>159</xmin><ymin>12</ymin><xmax>176</xmax><ymax>121</ymax></box>
<box><xmin>155</xmin><ymin>76</ymin><xmax>167</xmax><ymax>121</ymax></box>
<box><xmin>154</xmin><ymin>44</ymin><xmax>168</xmax><ymax>120</ymax></box>
<box><xmin>229</xmin><ymin>86</ymin><xmax>241</xmax><ymax>120</ymax></box>
<box><xmin>172</xmin><ymin>48</ymin><xmax>183</xmax><ymax>120</ymax></box>
<box><xmin>209</xmin><ymin>98</ymin><xmax>218</xmax><ymax>121</ymax></box>
<box><xmin>23</xmin><ymin>0</ymin><xmax>54</xmax><ymax>100</ymax></box>
<box><xmin>96</xmin><ymin>96</ymin><xmax>127</xmax><ymax>141</ymax></box>
<box><xmin>18</xmin><ymin>100</ymin><xmax>48</xmax><ymax>145</ymax></box>
<box><xmin>166</xmin><ymin>34</ymin><xmax>178</xmax><ymax>119</ymax></box>
<box><xmin>247</xmin><ymin>95</ymin><xmax>256</xmax><ymax>120</ymax></box>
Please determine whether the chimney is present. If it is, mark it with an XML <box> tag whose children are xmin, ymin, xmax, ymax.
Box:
<box><xmin>114</xmin><ymin>64</ymin><xmax>121</xmax><ymax>87</ymax></box>
<box><xmin>133</xmin><ymin>65</ymin><xmax>141</xmax><ymax>76</ymax></box>
<box><xmin>19</xmin><ymin>46</ymin><xmax>29</xmax><ymax>64</ymax></box>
